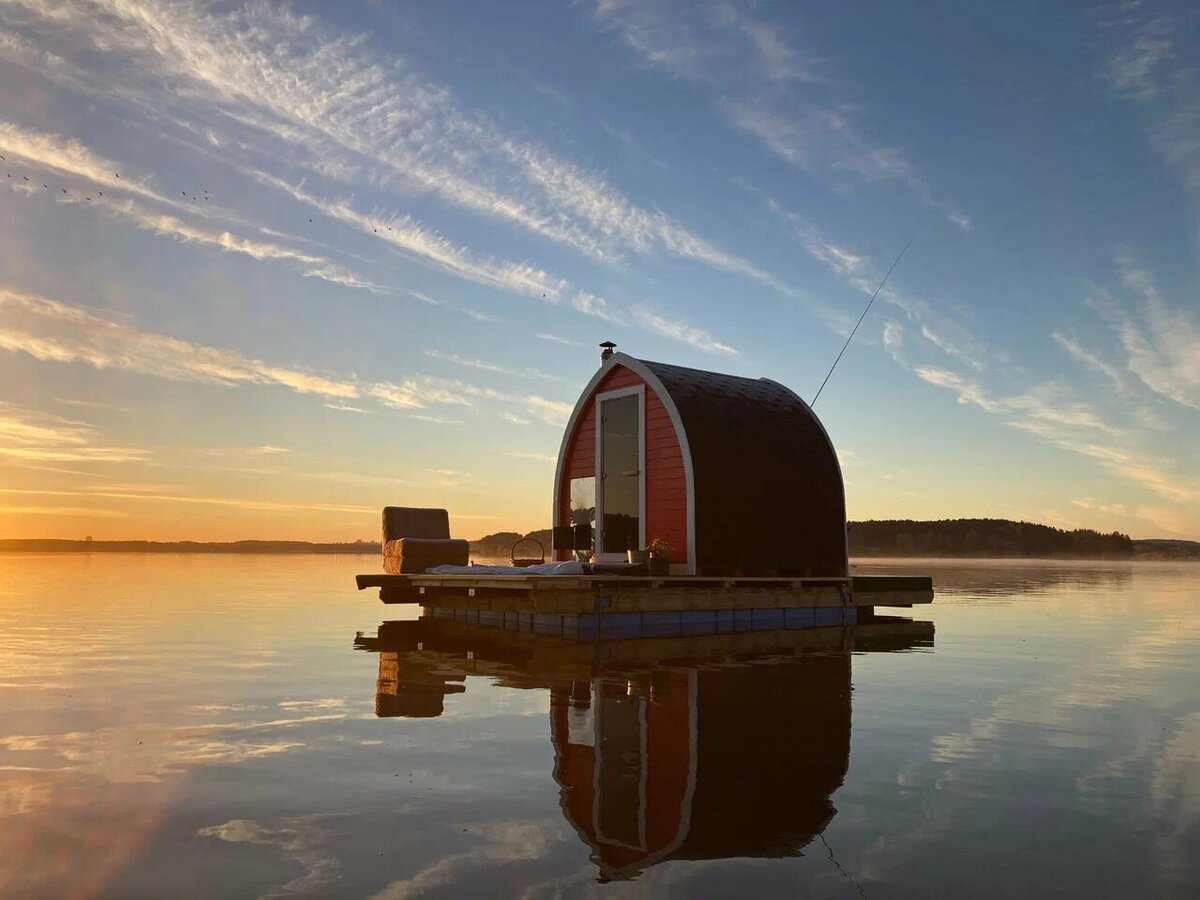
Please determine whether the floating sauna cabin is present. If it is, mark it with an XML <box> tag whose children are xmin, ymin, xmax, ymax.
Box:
<box><xmin>553</xmin><ymin>346</ymin><xmax>847</xmax><ymax>577</ymax></box>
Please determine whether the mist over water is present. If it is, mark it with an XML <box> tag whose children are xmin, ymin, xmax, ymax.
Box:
<box><xmin>0</xmin><ymin>554</ymin><xmax>1195</xmax><ymax>898</ymax></box>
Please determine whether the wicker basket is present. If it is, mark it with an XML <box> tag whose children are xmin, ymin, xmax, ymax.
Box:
<box><xmin>510</xmin><ymin>537</ymin><xmax>545</xmax><ymax>568</ymax></box>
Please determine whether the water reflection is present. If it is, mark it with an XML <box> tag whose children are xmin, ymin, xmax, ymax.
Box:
<box><xmin>355</xmin><ymin>616</ymin><xmax>933</xmax><ymax>882</ymax></box>
<box><xmin>4</xmin><ymin>555</ymin><xmax>1192</xmax><ymax>897</ymax></box>
<box><xmin>853</xmin><ymin>558</ymin><xmax>1135</xmax><ymax>598</ymax></box>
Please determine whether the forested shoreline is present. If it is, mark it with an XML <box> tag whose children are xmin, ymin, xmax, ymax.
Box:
<box><xmin>470</xmin><ymin>519</ymin><xmax>1196</xmax><ymax>560</ymax></box>
<box><xmin>3</xmin><ymin>520</ymin><xmax>1197</xmax><ymax>559</ymax></box>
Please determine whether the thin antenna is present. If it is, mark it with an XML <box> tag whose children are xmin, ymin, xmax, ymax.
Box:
<box><xmin>812</xmin><ymin>239</ymin><xmax>911</xmax><ymax>406</ymax></box>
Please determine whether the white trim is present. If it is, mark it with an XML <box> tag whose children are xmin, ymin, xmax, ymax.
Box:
<box><xmin>594</xmin><ymin>384</ymin><xmax>646</xmax><ymax>560</ymax></box>
<box><xmin>770</xmin><ymin>379</ymin><xmax>851</xmax><ymax>576</ymax></box>
<box><xmin>552</xmin><ymin>354</ymin><xmax>697</xmax><ymax>574</ymax></box>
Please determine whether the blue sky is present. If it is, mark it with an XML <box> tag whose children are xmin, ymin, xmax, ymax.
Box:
<box><xmin>0</xmin><ymin>0</ymin><xmax>1196</xmax><ymax>541</ymax></box>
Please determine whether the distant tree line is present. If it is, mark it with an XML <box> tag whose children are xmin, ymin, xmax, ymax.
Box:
<box><xmin>472</xmin><ymin>519</ymin><xmax>1144</xmax><ymax>560</ymax></box>
<box><xmin>1133</xmin><ymin>539</ymin><xmax>1200</xmax><ymax>561</ymax></box>
<box><xmin>471</xmin><ymin>529</ymin><xmax>552</xmax><ymax>559</ymax></box>
<box><xmin>848</xmin><ymin>519</ymin><xmax>1135</xmax><ymax>558</ymax></box>
<box><xmin>6</xmin><ymin>522</ymin><xmax>1195</xmax><ymax>560</ymax></box>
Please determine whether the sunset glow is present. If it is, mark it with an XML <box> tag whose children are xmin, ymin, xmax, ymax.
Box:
<box><xmin>1</xmin><ymin>1</ymin><xmax>1196</xmax><ymax>541</ymax></box>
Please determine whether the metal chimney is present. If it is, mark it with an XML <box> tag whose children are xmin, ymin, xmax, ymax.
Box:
<box><xmin>599</xmin><ymin>340</ymin><xmax>617</xmax><ymax>363</ymax></box>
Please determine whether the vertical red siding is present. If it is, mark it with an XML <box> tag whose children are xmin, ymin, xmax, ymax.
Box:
<box><xmin>558</xmin><ymin>365</ymin><xmax>688</xmax><ymax>563</ymax></box>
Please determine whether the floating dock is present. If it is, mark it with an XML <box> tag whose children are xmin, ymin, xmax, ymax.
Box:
<box><xmin>355</xmin><ymin>571</ymin><xmax>933</xmax><ymax>637</ymax></box>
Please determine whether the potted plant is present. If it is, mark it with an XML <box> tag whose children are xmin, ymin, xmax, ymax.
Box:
<box><xmin>647</xmin><ymin>537</ymin><xmax>673</xmax><ymax>576</ymax></box>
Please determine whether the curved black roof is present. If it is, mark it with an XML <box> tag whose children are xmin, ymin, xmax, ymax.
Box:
<box><xmin>639</xmin><ymin>358</ymin><xmax>847</xmax><ymax>577</ymax></box>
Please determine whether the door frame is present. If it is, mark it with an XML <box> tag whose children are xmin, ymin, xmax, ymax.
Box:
<box><xmin>593</xmin><ymin>384</ymin><xmax>646</xmax><ymax>560</ymax></box>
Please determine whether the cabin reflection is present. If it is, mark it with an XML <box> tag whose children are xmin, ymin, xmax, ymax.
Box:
<box><xmin>355</xmin><ymin>617</ymin><xmax>932</xmax><ymax>881</ymax></box>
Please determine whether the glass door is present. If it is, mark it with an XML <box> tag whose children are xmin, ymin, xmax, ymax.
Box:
<box><xmin>599</xmin><ymin>393</ymin><xmax>641</xmax><ymax>555</ymax></box>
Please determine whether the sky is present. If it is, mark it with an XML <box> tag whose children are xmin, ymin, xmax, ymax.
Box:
<box><xmin>0</xmin><ymin>0</ymin><xmax>1196</xmax><ymax>542</ymax></box>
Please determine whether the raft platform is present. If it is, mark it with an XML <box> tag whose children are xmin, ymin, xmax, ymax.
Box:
<box><xmin>355</xmin><ymin>572</ymin><xmax>933</xmax><ymax>632</ymax></box>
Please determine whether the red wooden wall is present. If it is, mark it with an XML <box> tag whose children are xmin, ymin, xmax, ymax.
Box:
<box><xmin>558</xmin><ymin>365</ymin><xmax>688</xmax><ymax>562</ymax></box>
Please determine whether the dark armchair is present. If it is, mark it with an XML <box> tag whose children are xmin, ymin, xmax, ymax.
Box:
<box><xmin>381</xmin><ymin>506</ymin><xmax>470</xmax><ymax>574</ymax></box>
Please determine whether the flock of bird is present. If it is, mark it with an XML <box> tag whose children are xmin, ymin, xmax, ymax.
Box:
<box><xmin>4</xmin><ymin>151</ymin><xmax>556</xmax><ymax>302</ymax></box>
<box><xmin>3</xmin><ymin>153</ymin><xmax>420</xmax><ymax>238</ymax></box>
<box><xmin>2</xmin><ymin>153</ymin><xmax>217</xmax><ymax>204</ymax></box>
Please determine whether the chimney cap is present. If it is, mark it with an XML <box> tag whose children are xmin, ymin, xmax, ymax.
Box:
<box><xmin>599</xmin><ymin>340</ymin><xmax>617</xmax><ymax>362</ymax></box>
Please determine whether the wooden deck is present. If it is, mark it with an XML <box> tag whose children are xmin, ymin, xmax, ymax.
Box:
<box><xmin>355</xmin><ymin>571</ymin><xmax>933</xmax><ymax>613</ymax></box>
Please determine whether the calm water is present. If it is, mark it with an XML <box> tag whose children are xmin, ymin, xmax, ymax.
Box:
<box><xmin>0</xmin><ymin>555</ymin><xmax>1196</xmax><ymax>899</ymax></box>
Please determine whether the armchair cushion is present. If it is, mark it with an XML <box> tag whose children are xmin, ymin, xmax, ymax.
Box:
<box><xmin>382</xmin><ymin>537</ymin><xmax>470</xmax><ymax>574</ymax></box>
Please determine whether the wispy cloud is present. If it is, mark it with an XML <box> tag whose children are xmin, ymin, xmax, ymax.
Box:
<box><xmin>0</xmin><ymin>121</ymin><xmax>387</xmax><ymax>294</ymax></box>
<box><xmin>323</xmin><ymin>403</ymin><xmax>373</xmax><ymax>414</ymax></box>
<box><xmin>53</xmin><ymin>397</ymin><xmax>130</xmax><ymax>413</ymax></box>
<box><xmin>505</xmin><ymin>450</ymin><xmax>557</xmax><ymax>463</ymax></box>
<box><xmin>0</xmin><ymin>0</ymin><xmax>777</xmax><ymax>287</ymax></box>
<box><xmin>5</xmin><ymin>286</ymin><xmax>547</xmax><ymax>430</ymax></box>
<box><xmin>366</xmin><ymin>375</ymin><xmax>572</xmax><ymax>426</ymax></box>
<box><xmin>0</xmin><ymin>504</ymin><xmax>130</xmax><ymax>518</ymax></box>
<box><xmin>594</xmin><ymin>0</ymin><xmax>820</xmax><ymax>83</ymax></box>
<box><xmin>751</xmin><ymin>190</ymin><xmax>984</xmax><ymax>366</ymax></box>
<box><xmin>1072</xmin><ymin>497</ymin><xmax>1129</xmax><ymax>517</ymax></box>
<box><xmin>914</xmin><ymin>365</ymin><xmax>1196</xmax><ymax>504</ymax></box>
<box><xmin>0</xmin><ymin>287</ymin><xmax>360</xmax><ymax>399</ymax></box>
<box><xmin>591</xmin><ymin>0</ymin><xmax>969</xmax><ymax>228</ymax></box>
<box><xmin>250</xmin><ymin>173</ymin><xmax>604</xmax><ymax>312</ymax></box>
<box><xmin>417</xmin><ymin>377</ymin><xmax>574</xmax><ymax>426</ymax></box>
<box><xmin>9</xmin><ymin>464</ymin><xmax>104</xmax><ymax>478</ymax></box>
<box><xmin>362</xmin><ymin>382</ymin><xmax>428</xmax><ymax>411</ymax></box>
<box><xmin>424</xmin><ymin>349</ymin><xmax>557</xmax><ymax>381</ymax></box>
<box><xmin>536</xmin><ymin>333</ymin><xmax>586</xmax><ymax>348</ymax></box>
<box><xmin>914</xmin><ymin>367</ymin><xmax>1123</xmax><ymax>436</ymax></box>
<box><xmin>1052</xmin><ymin>327</ymin><xmax>1168</xmax><ymax>430</ymax></box>
<box><xmin>198</xmin><ymin>817</ymin><xmax>338</xmax><ymax>898</ymax></box>
<box><xmin>0</xmin><ymin>403</ymin><xmax>147</xmax><ymax>464</ymax></box>
<box><xmin>0</xmin><ymin>486</ymin><xmax>375</xmax><ymax>516</ymax></box>
<box><xmin>722</xmin><ymin>99</ymin><xmax>911</xmax><ymax>181</ymax></box>
<box><xmin>1052</xmin><ymin>330</ymin><xmax>1127</xmax><ymax>390</ymax></box>
<box><xmin>0</xmin><ymin>13</ymin><xmax>769</xmax><ymax>353</ymax></box>
<box><xmin>1101</xmin><ymin>13</ymin><xmax>1175</xmax><ymax>98</ymax></box>
<box><xmin>631</xmin><ymin>306</ymin><xmax>738</xmax><ymax>355</ymax></box>
<box><xmin>787</xmin><ymin>221</ymin><xmax>865</xmax><ymax>279</ymax></box>
<box><xmin>461</xmin><ymin>307</ymin><xmax>503</xmax><ymax>323</ymax></box>
<box><xmin>881</xmin><ymin>320</ymin><xmax>905</xmax><ymax>363</ymax></box>
<box><xmin>368</xmin><ymin>822</ymin><xmax>559</xmax><ymax>900</ymax></box>
<box><xmin>0</xmin><ymin>118</ymin><xmax>175</xmax><ymax>207</ymax></box>
<box><xmin>1085</xmin><ymin>260</ymin><xmax>1200</xmax><ymax>413</ymax></box>
<box><xmin>1099</xmin><ymin>6</ymin><xmax>1200</xmax><ymax>194</ymax></box>
<box><xmin>402</xmin><ymin>413</ymin><xmax>466</xmax><ymax>426</ymax></box>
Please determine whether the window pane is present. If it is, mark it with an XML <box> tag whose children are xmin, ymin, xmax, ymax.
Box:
<box><xmin>601</xmin><ymin>395</ymin><xmax>639</xmax><ymax>553</ymax></box>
